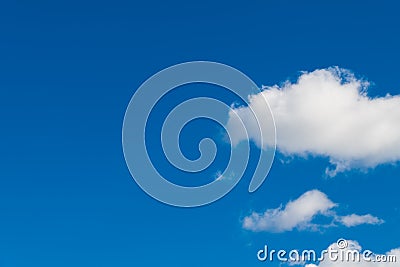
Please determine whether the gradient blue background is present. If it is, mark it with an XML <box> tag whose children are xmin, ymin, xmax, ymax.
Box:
<box><xmin>1</xmin><ymin>1</ymin><xmax>399</xmax><ymax>266</ymax></box>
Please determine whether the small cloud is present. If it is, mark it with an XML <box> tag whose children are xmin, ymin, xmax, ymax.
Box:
<box><xmin>337</xmin><ymin>214</ymin><xmax>384</xmax><ymax>227</ymax></box>
<box><xmin>242</xmin><ymin>190</ymin><xmax>383</xmax><ymax>233</ymax></box>
<box><xmin>243</xmin><ymin>190</ymin><xmax>335</xmax><ymax>232</ymax></box>
<box><xmin>213</xmin><ymin>170</ymin><xmax>223</xmax><ymax>181</ymax></box>
<box><xmin>213</xmin><ymin>170</ymin><xmax>236</xmax><ymax>182</ymax></box>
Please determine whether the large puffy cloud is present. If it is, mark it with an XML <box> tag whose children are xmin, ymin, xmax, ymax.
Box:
<box><xmin>305</xmin><ymin>240</ymin><xmax>400</xmax><ymax>267</ymax></box>
<box><xmin>226</xmin><ymin>67</ymin><xmax>400</xmax><ymax>175</ymax></box>
<box><xmin>242</xmin><ymin>190</ymin><xmax>383</xmax><ymax>233</ymax></box>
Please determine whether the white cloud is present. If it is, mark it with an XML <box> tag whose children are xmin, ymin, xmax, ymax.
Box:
<box><xmin>305</xmin><ymin>240</ymin><xmax>400</xmax><ymax>267</ymax></box>
<box><xmin>226</xmin><ymin>67</ymin><xmax>400</xmax><ymax>175</ymax></box>
<box><xmin>242</xmin><ymin>190</ymin><xmax>383</xmax><ymax>232</ymax></box>
<box><xmin>338</xmin><ymin>214</ymin><xmax>384</xmax><ymax>227</ymax></box>
<box><xmin>243</xmin><ymin>190</ymin><xmax>335</xmax><ymax>232</ymax></box>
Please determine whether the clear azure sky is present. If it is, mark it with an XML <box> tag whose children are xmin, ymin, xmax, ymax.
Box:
<box><xmin>0</xmin><ymin>1</ymin><xmax>399</xmax><ymax>266</ymax></box>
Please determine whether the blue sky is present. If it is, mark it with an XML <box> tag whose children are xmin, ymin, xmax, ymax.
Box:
<box><xmin>1</xmin><ymin>1</ymin><xmax>400</xmax><ymax>266</ymax></box>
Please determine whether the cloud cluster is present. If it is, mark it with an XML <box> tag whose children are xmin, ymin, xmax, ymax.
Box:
<box><xmin>226</xmin><ymin>67</ymin><xmax>400</xmax><ymax>175</ymax></box>
<box><xmin>305</xmin><ymin>240</ymin><xmax>400</xmax><ymax>267</ymax></box>
<box><xmin>242</xmin><ymin>190</ymin><xmax>383</xmax><ymax>232</ymax></box>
